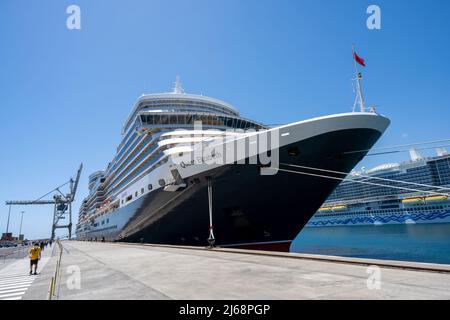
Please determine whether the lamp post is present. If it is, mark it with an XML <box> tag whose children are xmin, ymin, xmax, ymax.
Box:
<box><xmin>6</xmin><ymin>204</ymin><xmax>12</xmax><ymax>234</ymax></box>
<box><xmin>19</xmin><ymin>211</ymin><xmax>25</xmax><ymax>240</ymax></box>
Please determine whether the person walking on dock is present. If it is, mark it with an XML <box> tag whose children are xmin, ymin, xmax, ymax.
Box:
<box><xmin>29</xmin><ymin>242</ymin><xmax>41</xmax><ymax>275</ymax></box>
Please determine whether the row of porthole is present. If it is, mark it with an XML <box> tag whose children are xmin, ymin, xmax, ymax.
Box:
<box><xmin>120</xmin><ymin>180</ymin><xmax>167</xmax><ymax>205</ymax></box>
<box><xmin>93</xmin><ymin>218</ymin><xmax>110</xmax><ymax>227</ymax></box>
<box><xmin>111</xmin><ymin>158</ymin><xmax>170</xmax><ymax>205</ymax></box>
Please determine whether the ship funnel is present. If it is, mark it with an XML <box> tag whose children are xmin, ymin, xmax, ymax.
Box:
<box><xmin>409</xmin><ymin>148</ymin><xmax>423</xmax><ymax>161</ymax></box>
<box><xmin>436</xmin><ymin>147</ymin><xmax>448</xmax><ymax>157</ymax></box>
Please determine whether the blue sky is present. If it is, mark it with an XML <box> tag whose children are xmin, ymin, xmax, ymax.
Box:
<box><xmin>1</xmin><ymin>0</ymin><xmax>449</xmax><ymax>239</ymax></box>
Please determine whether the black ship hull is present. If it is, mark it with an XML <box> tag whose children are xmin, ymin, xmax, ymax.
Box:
<box><xmin>110</xmin><ymin>127</ymin><xmax>382</xmax><ymax>250</ymax></box>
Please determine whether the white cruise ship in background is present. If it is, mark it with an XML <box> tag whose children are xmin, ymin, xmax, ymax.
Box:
<box><xmin>76</xmin><ymin>77</ymin><xmax>390</xmax><ymax>251</ymax></box>
<box><xmin>308</xmin><ymin>149</ymin><xmax>450</xmax><ymax>227</ymax></box>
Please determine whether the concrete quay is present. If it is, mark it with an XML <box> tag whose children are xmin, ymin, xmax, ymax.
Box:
<box><xmin>14</xmin><ymin>240</ymin><xmax>450</xmax><ymax>300</ymax></box>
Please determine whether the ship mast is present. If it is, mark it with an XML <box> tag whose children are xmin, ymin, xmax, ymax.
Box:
<box><xmin>172</xmin><ymin>75</ymin><xmax>184</xmax><ymax>94</ymax></box>
<box><xmin>352</xmin><ymin>45</ymin><xmax>365</xmax><ymax>112</ymax></box>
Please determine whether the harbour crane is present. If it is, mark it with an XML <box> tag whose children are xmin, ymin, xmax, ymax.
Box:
<box><xmin>5</xmin><ymin>164</ymin><xmax>83</xmax><ymax>240</ymax></box>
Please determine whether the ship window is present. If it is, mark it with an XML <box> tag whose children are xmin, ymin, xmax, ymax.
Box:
<box><xmin>126</xmin><ymin>195</ymin><xmax>132</xmax><ymax>202</ymax></box>
<box><xmin>107</xmin><ymin>219</ymin><xmax>109</xmax><ymax>223</ymax></box>
<box><xmin>288</xmin><ymin>147</ymin><xmax>299</xmax><ymax>157</ymax></box>
<box><xmin>148</xmin><ymin>184</ymin><xmax>153</xmax><ymax>191</ymax></box>
<box><xmin>158</xmin><ymin>179</ymin><xmax>165</xmax><ymax>187</ymax></box>
<box><xmin>135</xmin><ymin>191</ymin><xmax>138</xmax><ymax>197</ymax></box>
<box><xmin>141</xmin><ymin>188</ymin><xmax>144</xmax><ymax>194</ymax></box>
<box><xmin>206</xmin><ymin>115</ymin><xmax>213</xmax><ymax>126</ymax></box>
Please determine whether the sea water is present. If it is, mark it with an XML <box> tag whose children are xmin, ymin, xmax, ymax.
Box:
<box><xmin>291</xmin><ymin>223</ymin><xmax>450</xmax><ymax>264</ymax></box>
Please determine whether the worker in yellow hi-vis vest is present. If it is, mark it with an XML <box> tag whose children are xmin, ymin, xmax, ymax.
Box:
<box><xmin>28</xmin><ymin>242</ymin><xmax>41</xmax><ymax>275</ymax></box>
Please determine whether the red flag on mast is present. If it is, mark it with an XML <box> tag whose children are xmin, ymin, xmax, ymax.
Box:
<box><xmin>353</xmin><ymin>51</ymin><xmax>366</xmax><ymax>67</ymax></box>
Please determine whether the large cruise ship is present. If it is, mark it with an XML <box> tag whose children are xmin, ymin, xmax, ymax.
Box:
<box><xmin>75</xmin><ymin>78</ymin><xmax>390</xmax><ymax>250</ymax></box>
<box><xmin>308</xmin><ymin>149</ymin><xmax>450</xmax><ymax>227</ymax></box>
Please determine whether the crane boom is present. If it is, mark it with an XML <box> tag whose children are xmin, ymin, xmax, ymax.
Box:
<box><xmin>6</xmin><ymin>200</ymin><xmax>56</xmax><ymax>205</ymax></box>
<box><xmin>71</xmin><ymin>163</ymin><xmax>83</xmax><ymax>201</ymax></box>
